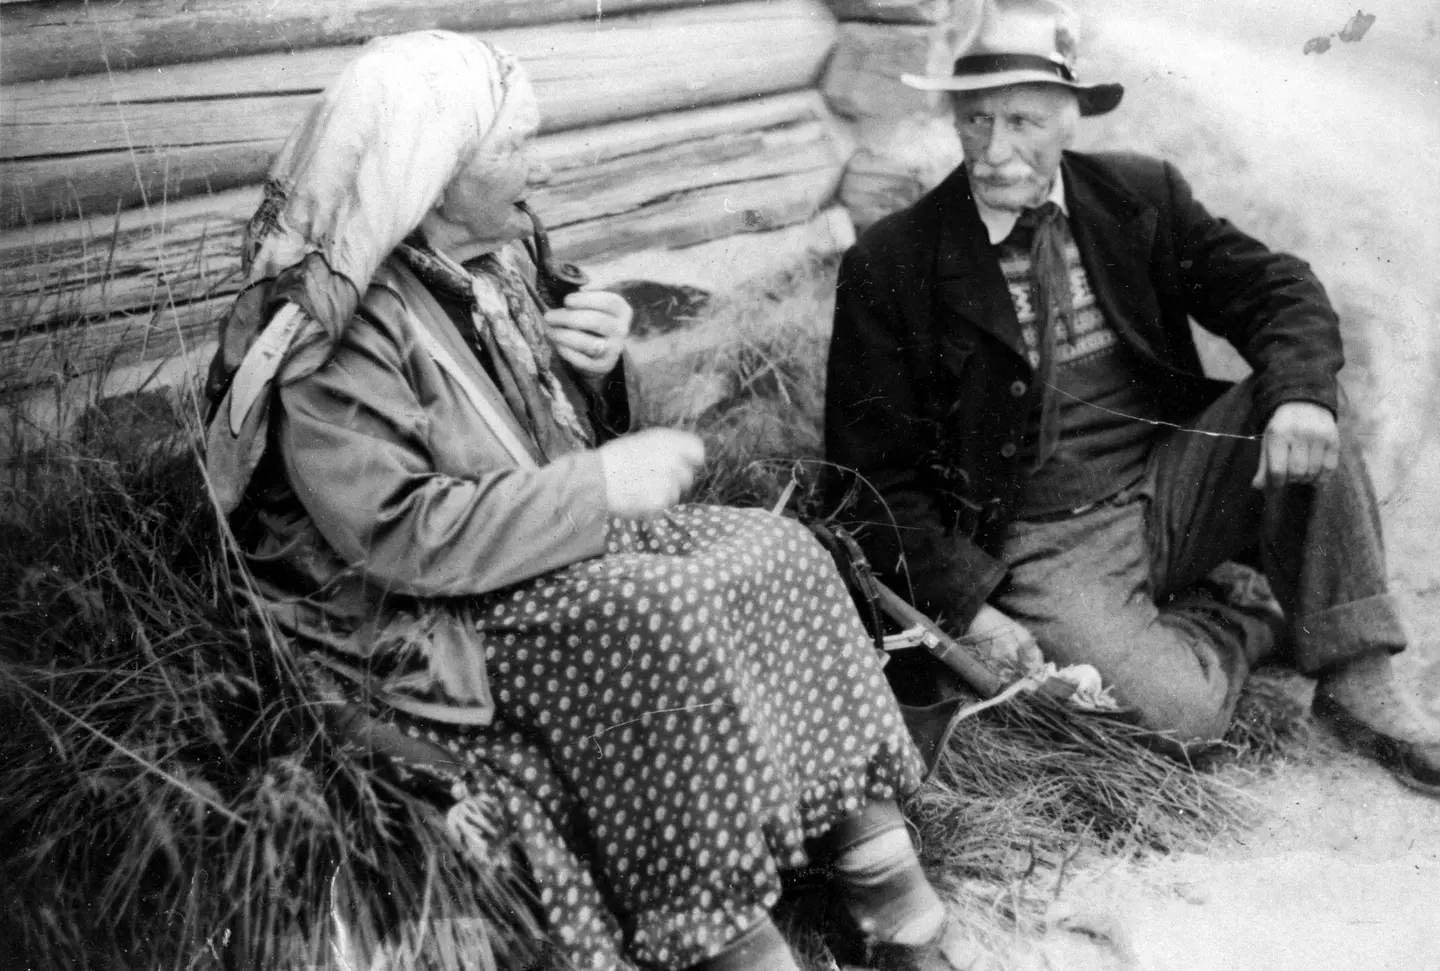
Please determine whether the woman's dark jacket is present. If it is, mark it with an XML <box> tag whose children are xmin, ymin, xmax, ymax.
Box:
<box><xmin>824</xmin><ymin>150</ymin><xmax>1343</xmax><ymax>632</ymax></box>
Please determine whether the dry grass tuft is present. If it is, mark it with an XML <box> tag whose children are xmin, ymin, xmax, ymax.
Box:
<box><xmin>910</xmin><ymin>692</ymin><xmax>1251</xmax><ymax>943</ymax></box>
<box><xmin>0</xmin><ymin>415</ymin><xmax>541</xmax><ymax>971</ymax></box>
<box><xmin>638</xmin><ymin>252</ymin><xmax>839</xmax><ymax>518</ymax></box>
<box><xmin>1210</xmin><ymin>671</ymin><xmax>1314</xmax><ymax>770</ymax></box>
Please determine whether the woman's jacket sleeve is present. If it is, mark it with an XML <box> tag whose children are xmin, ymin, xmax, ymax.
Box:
<box><xmin>274</xmin><ymin>307</ymin><xmax>610</xmax><ymax>599</ymax></box>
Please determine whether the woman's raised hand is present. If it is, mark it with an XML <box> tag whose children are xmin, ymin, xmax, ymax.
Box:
<box><xmin>597</xmin><ymin>429</ymin><xmax>706</xmax><ymax>519</ymax></box>
<box><xmin>546</xmin><ymin>290</ymin><xmax>632</xmax><ymax>387</ymax></box>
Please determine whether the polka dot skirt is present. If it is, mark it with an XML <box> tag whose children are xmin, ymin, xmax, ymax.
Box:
<box><xmin>392</xmin><ymin>506</ymin><xmax>925</xmax><ymax>970</ymax></box>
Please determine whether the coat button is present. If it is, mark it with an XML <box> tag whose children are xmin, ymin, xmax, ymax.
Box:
<box><xmin>1010</xmin><ymin>380</ymin><xmax>1028</xmax><ymax>397</ymax></box>
<box><xmin>1000</xmin><ymin>442</ymin><xmax>1017</xmax><ymax>458</ymax></box>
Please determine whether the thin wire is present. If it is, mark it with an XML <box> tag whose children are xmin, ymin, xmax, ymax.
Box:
<box><xmin>1038</xmin><ymin>380</ymin><xmax>1261</xmax><ymax>442</ymax></box>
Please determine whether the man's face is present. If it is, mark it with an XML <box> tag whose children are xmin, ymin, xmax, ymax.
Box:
<box><xmin>951</xmin><ymin>84</ymin><xmax>1079</xmax><ymax>213</ymax></box>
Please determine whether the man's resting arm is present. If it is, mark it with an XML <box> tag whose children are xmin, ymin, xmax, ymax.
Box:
<box><xmin>1166</xmin><ymin>160</ymin><xmax>1344</xmax><ymax>420</ymax></box>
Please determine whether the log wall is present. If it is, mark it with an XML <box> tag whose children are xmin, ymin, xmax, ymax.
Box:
<box><xmin>1</xmin><ymin>1</ymin><xmax>836</xmax><ymax>226</ymax></box>
<box><xmin>822</xmin><ymin>0</ymin><xmax>962</xmax><ymax>23</ymax></box>
<box><xmin>0</xmin><ymin>0</ymin><xmax>845</xmax><ymax>400</ymax></box>
<box><xmin>0</xmin><ymin>0</ymin><xmax>697</xmax><ymax>85</ymax></box>
<box><xmin>818</xmin><ymin>0</ymin><xmax>970</xmax><ymax>230</ymax></box>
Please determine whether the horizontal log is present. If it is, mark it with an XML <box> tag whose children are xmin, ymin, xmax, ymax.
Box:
<box><xmin>2</xmin><ymin>141</ymin><xmax>285</xmax><ymax>230</ymax></box>
<box><xmin>538</xmin><ymin>94</ymin><xmax>850</xmax><ymax>235</ymax></box>
<box><xmin>0</xmin><ymin>296</ymin><xmax>227</xmax><ymax>397</ymax></box>
<box><xmin>840</xmin><ymin>115</ymin><xmax>961</xmax><ymax>229</ymax></box>
<box><xmin>821</xmin><ymin>21</ymin><xmax>952</xmax><ymax>120</ymax></box>
<box><xmin>589</xmin><ymin>205</ymin><xmax>855</xmax><ymax>297</ymax></box>
<box><xmin>822</xmin><ymin>0</ymin><xmax>959</xmax><ymax>24</ymax></box>
<box><xmin>0</xmin><ymin>1</ymin><xmax>838</xmax><ymax>226</ymax></box>
<box><xmin>1</xmin><ymin>0</ymin><xmax>702</xmax><ymax>85</ymax></box>
<box><xmin>0</xmin><ymin>92</ymin><xmax>848</xmax><ymax>392</ymax></box>
<box><xmin>556</xmin><ymin>168</ymin><xmax>841</xmax><ymax>262</ymax></box>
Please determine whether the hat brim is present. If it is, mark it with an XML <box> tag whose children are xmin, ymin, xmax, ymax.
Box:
<box><xmin>900</xmin><ymin>70</ymin><xmax>1124</xmax><ymax>116</ymax></box>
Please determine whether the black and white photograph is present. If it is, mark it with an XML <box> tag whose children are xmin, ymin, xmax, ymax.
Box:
<box><xmin>1</xmin><ymin>1</ymin><xmax>1437</xmax><ymax>968</ymax></box>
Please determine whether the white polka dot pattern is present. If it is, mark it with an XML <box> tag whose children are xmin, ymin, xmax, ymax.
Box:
<box><xmin>391</xmin><ymin>506</ymin><xmax>924</xmax><ymax>969</ymax></box>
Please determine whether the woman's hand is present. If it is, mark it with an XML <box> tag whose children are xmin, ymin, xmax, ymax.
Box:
<box><xmin>597</xmin><ymin>429</ymin><xmax>706</xmax><ymax>519</ymax></box>
<box><xmin>546</xmin><ymin>290</ymin><xmax>632</xmax><ymax>388</ymax></box>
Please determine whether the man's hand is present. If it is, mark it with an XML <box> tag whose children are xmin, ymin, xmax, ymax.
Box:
<box><xmin>546</xmin><ymin>290</ymin><xmax>632</xmax><ymax>388</ymax></box>
<box><xmin>1252</xmin><ymin>401</ymin><xmax>1340</xmax><ymax>490</ymax></box>
<box><xmin>597</xmin><ymin>428</ymin><xmax>705</xmax><ymax>519</ymax></box>
<box><xmin>965</xmin><ymin>602</ymin><xmax>1042</xmax><ymax>670</ymax></box>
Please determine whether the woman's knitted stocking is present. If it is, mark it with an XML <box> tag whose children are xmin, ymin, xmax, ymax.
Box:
<box><xmin>830</xmin><ymin>804</ymin><xmax>946</xmax><ymax>947</ymax></box>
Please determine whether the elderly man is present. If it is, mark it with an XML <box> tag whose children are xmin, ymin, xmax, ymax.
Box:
<box><xmin>824</xmin><ymin>0</ymin><xmax>1439</xmax><ymax>791</ymax></box>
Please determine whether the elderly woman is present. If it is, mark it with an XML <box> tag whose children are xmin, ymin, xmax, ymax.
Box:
<box><xmin>205</xmin><ymin>31</ymin><xmax>970</xmax><ymax>971</ymax></box>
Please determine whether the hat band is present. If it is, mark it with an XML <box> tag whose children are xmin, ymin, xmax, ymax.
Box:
<box><xmin>951</xmin><ymin>53</ymin><xmax>1076</xmax><ymax>84</ymax></box>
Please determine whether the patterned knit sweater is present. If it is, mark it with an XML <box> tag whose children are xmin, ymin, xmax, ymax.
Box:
<box><xmin>997</xmin><ymin>217</ymin><xmax>1167</xmax><ymax>517</ymax></box>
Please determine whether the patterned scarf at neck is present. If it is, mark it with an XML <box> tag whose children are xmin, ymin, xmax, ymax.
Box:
<box><xmin>1014</xmin><ymin>201</ymin><xmax>1071</xmax><ymax>471</ymax></box>
<box><xmin>395</xmin><ymin>236</ymin><xmax>593</xmax><ymax>460</ymax></box>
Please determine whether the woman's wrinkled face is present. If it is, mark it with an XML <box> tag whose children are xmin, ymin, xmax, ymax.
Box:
<box><xmin>427</xmin><ymin>113</ymin><xmax>551</xmax><ymax>254</ymax></box>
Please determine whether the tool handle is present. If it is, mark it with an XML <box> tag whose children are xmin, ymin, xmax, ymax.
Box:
<box><xmin>870</xmin><ymin>580</ymin><xmax>1006</xmax><ymax>698</ymax></box>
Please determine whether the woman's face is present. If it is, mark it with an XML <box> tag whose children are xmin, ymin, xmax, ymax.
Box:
<box><xmin>426</xmin><ymin>118</ymin><xmax>552</xmax><ymax>255</ymax></box>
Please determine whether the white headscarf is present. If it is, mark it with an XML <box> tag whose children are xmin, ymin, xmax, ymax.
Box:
<box><xmin>248</xmin><ymin>31</ymin><xmax>537</xmax><ymax>317</ymax></box>
<box><xmin>204</xmin><ymin>32</ymin><xmax>546</xmax><ymax>513</ymax></box>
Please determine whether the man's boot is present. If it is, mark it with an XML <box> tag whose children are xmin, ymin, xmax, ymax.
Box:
<box><xmin>1313</xmin><ymin>651</ymin><xmax>1440</xmax><ymax>796</ymax></box>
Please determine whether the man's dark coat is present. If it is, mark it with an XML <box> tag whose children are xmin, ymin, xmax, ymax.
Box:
<box><xmin>825</xmin><ymin>150</ymin><xmax>1343</xmax><ymax>632</ymax></box>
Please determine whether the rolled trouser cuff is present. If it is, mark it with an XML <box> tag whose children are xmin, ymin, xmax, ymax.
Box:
<box><xmin>1293</xmin><ymin>593</ymin><xmax>1407</xmax><ymax>675</ymax></box>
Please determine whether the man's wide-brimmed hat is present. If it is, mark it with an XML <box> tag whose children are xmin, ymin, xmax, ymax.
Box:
<box><xmin>901</xmin><ymin>0</ymin><xmax>1123</xmax><ymax>117</ymax></box>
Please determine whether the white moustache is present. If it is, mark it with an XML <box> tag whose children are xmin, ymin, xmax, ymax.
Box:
<box><xmin>972</xmin><ymin>167</ymin><xmax>1034</xmax><ymax>184</ymax></box>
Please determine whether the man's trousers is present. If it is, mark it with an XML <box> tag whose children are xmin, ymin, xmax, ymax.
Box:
<box><xmin>992</xmin><ymin>377</ymin><xmax>1407</xmax><ymax>741</ymax></box>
